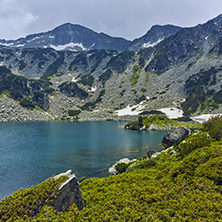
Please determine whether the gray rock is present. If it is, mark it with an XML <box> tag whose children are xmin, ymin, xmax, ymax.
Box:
<box><xmin>32</xmin><ymin>91</ymin><xmax>50</xmax><ymax>111</ymax></box>
<box><xmin>147</xmin><ymin>150</ymin><xmax>156</xmax><ymax>158</ymax></box>
<box><xmin>169</xmin><ymin>150</ymin><xmax>177</xmax><ymax>156</ymax></box>
<box><xmin>108</xmin><ymin>158</ymin><xmax>136</xmax><ymax>175</ymax></box>
<box><xmin>151</xmin><ymin>152</ymin><xmax>161</xmax><ymax>158</ymax></box>
<box><xmin>51</xmin><ymin>170</ymin><xmax>85</xmax><ymax>211</ymax></box>
<box><xmin>148</xmin><ymin>124</ymin><xmax>161</xmax><ymax>131</ymax></box>
<box><xmin>162</xmin><ymin>126</ymin><xmax>191</xmax><ymax>149</ymax></box>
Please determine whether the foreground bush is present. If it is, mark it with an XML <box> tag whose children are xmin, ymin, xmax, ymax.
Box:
<box><xmin>203</xmin><ymin>115</ymin><xmax>222</xmax><ymax>141</ymax></box>
<box><xmin>0</xmin><ymin>176</ymin><xmax>67</xmax><ymax>222</ymax></box>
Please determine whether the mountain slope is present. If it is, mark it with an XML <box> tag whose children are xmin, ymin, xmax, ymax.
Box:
<box><xmin>145</xmin><ymin>14</ymin><xmax>222</xmax><ymax>75</ymax></box>
<box><xmin>0</xmin><ymin>15</ymin><xmax>222</xmax><ymax>121</ymax></box>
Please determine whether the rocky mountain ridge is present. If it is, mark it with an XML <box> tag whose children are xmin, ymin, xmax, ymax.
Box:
<box><xmin>0</xmin><ymin>23</ymin><xmax>181</xmax><ymax>52</ymax></box>
<box><xmin>0</xmin><ymin>14</ymin><xmax>222</xmax><ymax>121</ymax></box>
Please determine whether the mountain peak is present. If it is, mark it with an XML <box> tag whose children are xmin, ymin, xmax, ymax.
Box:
<box><xmin>129</xmin><ymin>24</ymin><xmax>182</xmax><ymax>51</ymax></box>
<box><xmin>0</xmin><ymin>22</ymin><xmax>132</xmax><ymax>52</ymax></box>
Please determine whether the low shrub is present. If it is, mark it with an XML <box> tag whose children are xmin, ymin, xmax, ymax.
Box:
<box><xmin>115</xmin><ymin>163</ymin><xmax>130</xmax><ymax>174</ymax></box>
<box><xmin>203</xmin><ymin>115</ymin><xmax>222</xmax><ymax>141</ymax></box>
<box><xmin>0</xmin><ymin>176</ymin><xmax>67</xmax><ymax>221</ymax></box>
<box><xmin>68</xmin><ymin>110</ymin><xmax>81</xmax><ymax>116</ymax></box>
<box><xmin>124</xmin><ymin>121</ymin><xmax>140</xmax><ymax>130</ymax></box>
<box><xmin>196</xmin><ymin>156</ymin><xmax>222</xmax><ymax>185</ymax></box>
<box><xmin>139</xmin><ymin>110</ymin><xmax>164</xmax><ymax>115</ymax></box>
<box><xmin>175</xmin><ymin>132</ymin><xmax>214</xmax><ymax>157</ymax></box>
<box><xmin>127</xmin><ymin>159</ymin><xmax>157</xmax><ymax>172</ymax></box>
<box><xmin>19</xmin><ymin>97</ymin><xmax>35</xmax><ymax>109</ymax></box>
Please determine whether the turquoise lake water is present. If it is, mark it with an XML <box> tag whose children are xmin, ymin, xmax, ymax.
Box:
<box><xmin>0</xmin><ymin>121</ymin><xmax>167</xmax><ymax>200</ymax></box>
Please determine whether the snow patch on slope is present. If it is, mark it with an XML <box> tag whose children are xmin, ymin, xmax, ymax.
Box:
<box><xmin>143</xmin><ymin>38</ymin><xmax>163</xmax><ymax>48</ymax></box>
<box><xmin>50</xmin><ymin>43</ymin><xmax>87</xmax><ymax>51</ymax></box>
<box><xmin>117</xmin><ymin>102</ymin><xmax>146</xmax><ymax>116</ymax></box>
<box><xmin>88</xmin><ymin>86</ymin><xmax>97</xmax><ymax>92</ymax></box>
<box><xmin>191</xmin><ymin>114</ymin><xmax>222</xmax><ymax>123</ymax></box>
<box><xmin>158</xmin><ymin>107</ymin><xmax>183</xmax><ymax>119</ymax></box>
<box><xmin>27</xmin><ymin>36</ymin><xmax>43</xmax><ymax>43</ymax></box>
<box><xmin>0</xmin><ymin>42</ymin><xmax>14</xmax><ymax>46</ymax></box>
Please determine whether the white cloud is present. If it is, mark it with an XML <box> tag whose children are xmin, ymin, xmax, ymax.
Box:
<box><xmin>0</xmin><ymin>0</ymin><xmax>38</xmax><ymax>39</ymax></box>
<box><xmin>0</xmin><ymin>0</ymin><xmax>222</xmax><ymax>40</ymax></box>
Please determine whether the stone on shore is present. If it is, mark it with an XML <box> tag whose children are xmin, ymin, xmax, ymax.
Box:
<box><xmin>108</xmin><ymin>158</ymin><xmax>136</xmax><ymax>175</ymax></box>
<box><xmin>162</xmin><ymin>126</ymin><xmax>191</xmax><ymax>149</ymax></box>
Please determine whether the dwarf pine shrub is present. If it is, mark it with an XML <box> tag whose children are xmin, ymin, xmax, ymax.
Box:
<box><xmin>203</xmin><ymin>115</ymin><xmax>222</xmax><ymax>141</ymax></box>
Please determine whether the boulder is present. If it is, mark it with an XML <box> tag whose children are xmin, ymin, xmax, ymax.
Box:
<box><xmin>151</xmin><ymin>152</ymin><xmax>161</xmax><ymax>158</ymax></box>
<box><xmin>108</xmin><ymin>158</ymin><xmax>136</xmax><ymax>175</ymax></box>
<box><xmin>51</xmin><ymin>170</ymin><xmax>85</xmax><ymax>211</ymax></box>
<box><xmin>148</xmin><ymin>124</ymin><xmax>161</xmax><ymax>131</ymax></box>
<box><xmin>162</xmin><ymin>126</ymin><xmax>191</xmax><ymax>149</ymax></box>
<box><xmin>147</xmin><ymin>150</ymin><xmax>156</xmax><ymax>158</ymax></box>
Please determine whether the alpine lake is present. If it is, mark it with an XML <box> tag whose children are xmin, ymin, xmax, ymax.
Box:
<box><xmin>0</xmin><ymin>121</ymin><xmax>167</xmax><ymax>200</ymax></box>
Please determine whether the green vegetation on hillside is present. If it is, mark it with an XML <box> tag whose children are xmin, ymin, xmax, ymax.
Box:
<box><xmin>0</xmin><ymin>176</ymin><xmax>67</xmax><ymax>222</ymax></box>
<box><xmin>80</xmin><ymin>90</ymin><xmax>105</xmax><ymax>111</ymax></box>
<box><xmin>68</xmin><ymin>109</ymin><xmax>81</xmax><ymax>117</ymax></box>
<box><xmin>1</xmin><ymin>116</ymin><xmax>222</xmax><ymax>221</ymax></box>
<box><xmin>130</xmin><ymin>64</ymin><xmax>141</xmax><ymax>87</ymax></box>
<box><xmin>125</xmin><ymin>115</ymin><xmax>200</xmax><ymax>130</ymax></box>
<box><xmin>99</xmin><ymin>68</ymin><xmax>113</xmax><ymax>85</ymax></box>
<box><xmin>19</xmin><ymin>97</ymin><xmax>36</xmax><ymax>109</ymax></box>
<box><xmin>78</xmin><ymin>75</ymin><xmax>94</xmax><ymax>87</ymax></box>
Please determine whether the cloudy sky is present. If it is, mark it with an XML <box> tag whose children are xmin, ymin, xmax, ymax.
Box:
<box><xmin>1</xmin><ymin>0</ymin><xmax>222</xmax><ymax>40</ymax></box>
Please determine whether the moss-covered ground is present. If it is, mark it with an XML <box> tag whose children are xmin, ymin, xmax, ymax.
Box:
<box><xmin>1</xmin><ymin>116</ymin><xmax>222</xmax><ymax>221</ymax></box>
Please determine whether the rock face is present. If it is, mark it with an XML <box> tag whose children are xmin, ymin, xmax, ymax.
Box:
<box><xmin>32</xmin><ymin>91</ymin><xmax>49</xmax><ymax>111</ymax></box>
<box><xmin>162</xmin><ymin>126</ymin><xmax>191</xmax><ymax>149</ymax></box>
<box><xmin>52</xmin><ymin>170</ymin><xmax>85</xmax><ymax>211</ymax></box>
<box><xmin>58</xmin><ymin>82</ymin><xmax>89</xmax><ymax>100</ymax></box>
<box><xmin>1</xmin><ymin>15</ymin><xmax>222</xmax><ymax>121</ymax></box>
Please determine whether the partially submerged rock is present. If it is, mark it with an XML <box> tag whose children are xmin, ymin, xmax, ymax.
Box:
<box><xmin>162</xmin><ymin>126</ymin><xmax>191</xmax><ymax>149</ymax></box>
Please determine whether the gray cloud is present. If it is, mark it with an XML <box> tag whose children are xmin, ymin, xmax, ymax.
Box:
<box><xmin>0</xmin><ymin>0</ymin><xmax>222</xmax><ymax>40</ymax></box>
